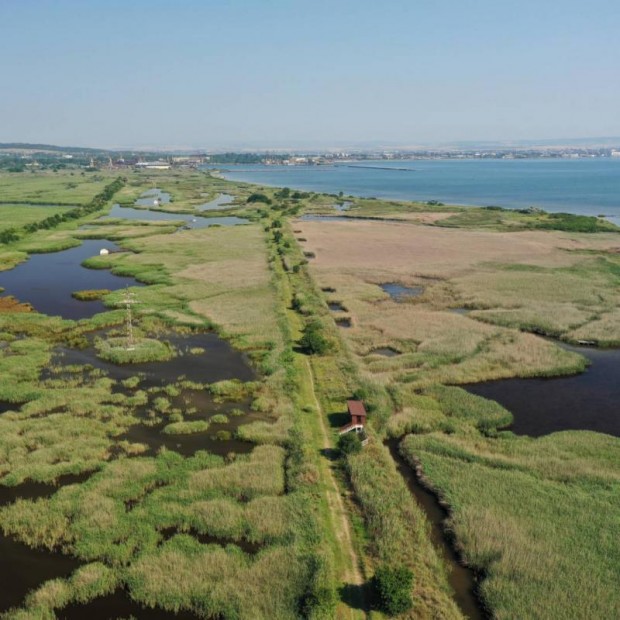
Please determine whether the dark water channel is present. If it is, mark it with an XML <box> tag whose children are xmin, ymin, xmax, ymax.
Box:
<box><xmin>0</xmin><ymin>535</ymin><xmax>83</xmax><ymax>614</ymax></box>
<box><xmin>198</xmin><ymin>193</ymin><xmax>235</xmax><ymax>210</ymax></box>
<box><xmin>465</xmin><ymin>344</ymin><xmax>620</xmax><ymax>437</ymax></box>
<box><xmin>0</xmin><ymin>239</ymin><xmax>141</xmax><ymax>320</ymax></box>
<box><xmin>102</xmin><ymin>204</ymin><xmax>249</xmax><ymax>230</ymax></box>
<box><xmin>386</xmin><ymin>440</ymin><xmax>486</xmax><ymax>620</ymax></box>
<box><xmin>0</xmin><ymin>473</ymin><xmax>92</xmax><ymax>508</ymax></box>
<box><xmin>59</xmin><ymin>590</ymin><xmax>201</xmax><ymax>620</ymax></box>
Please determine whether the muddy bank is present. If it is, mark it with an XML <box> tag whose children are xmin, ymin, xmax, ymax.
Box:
<box><xmin>386</xmin><ymin>439</ymin><xmax>487</xmax><ymax>620</ymax></box>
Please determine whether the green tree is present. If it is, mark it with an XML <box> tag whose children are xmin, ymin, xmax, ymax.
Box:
<box><xmin>299</xmin><ymin>320</ymin><xmax>330</xmax><ymax>355</ymax></box>
<box><xmin>373</xmin><ymin>565</ymin><xmax>414</xmax><ymax>616</ymax></box>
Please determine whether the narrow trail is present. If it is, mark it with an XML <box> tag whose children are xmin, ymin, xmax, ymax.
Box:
<box><xmin>304</xmin><ymin>357</ymin><xmax>369</xmax><ymax>618</ymax></box>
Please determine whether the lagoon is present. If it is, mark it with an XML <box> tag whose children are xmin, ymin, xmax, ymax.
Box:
<box><xmin>215</xmin><ymin>158</ymin><xmax>620</xmax><ymax>219</ymax></box>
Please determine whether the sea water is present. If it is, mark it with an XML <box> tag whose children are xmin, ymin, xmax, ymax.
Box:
<box><xmin>212</xmin><ymin>158</ymin><xmax>620</xmax><ymax>220</ymax></box>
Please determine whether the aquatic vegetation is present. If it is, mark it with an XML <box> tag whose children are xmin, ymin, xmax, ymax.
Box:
<box><xmin>95</xmin><ymin>337</ymin><xmax>174</xmax><ymax>364</ymax></box>
<box><xmin>71</xmin><ymin>289</ymin><xmax>111</xmax><ymax>301</ymax></box>
<box><xmin>162</xmin><ymin>421</ymin><xmax>210</xmax><ymax>435</ymax></box>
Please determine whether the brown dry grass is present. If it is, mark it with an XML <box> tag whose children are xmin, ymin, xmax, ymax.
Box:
<box><xmin>296</xmin><ymin>219</ymin><xmax>619</xmax><ymax>278</ymax></box>
<box><xmin>0</xmin><ymin>296</ymin><xmax>33</xmax><ymax>313</ymax></box>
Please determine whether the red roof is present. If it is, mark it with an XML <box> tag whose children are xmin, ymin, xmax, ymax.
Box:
<box><xmin>347</xmin><ymin>400</ymin><xmax>367</xmax><ymax>418</ymax></box>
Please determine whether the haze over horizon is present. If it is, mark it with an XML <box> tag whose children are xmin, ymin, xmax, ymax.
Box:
<box><xmin>2</xmin><ymin>0</ymin><xmax>619</xmax><ymax>149</ymax></box>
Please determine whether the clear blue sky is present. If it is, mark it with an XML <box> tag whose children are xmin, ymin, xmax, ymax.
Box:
<box><xmin>1</xmin><ymin>0</ymin><xmax>619</xmax><ymax>149</ymax></box>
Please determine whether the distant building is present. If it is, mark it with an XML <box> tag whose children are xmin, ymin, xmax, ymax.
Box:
<box><xmin>135</xmin><ymin>161</ymin><xmax>171</xmax><ymax>170</ymax></box>
<box><xmin>612</xmin><ymin>150</ymin><xmax>620</xmax><ymax>158</ymax></box>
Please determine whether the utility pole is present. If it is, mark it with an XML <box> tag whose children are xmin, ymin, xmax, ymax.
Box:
<box><xmin>123</xmin><ymin>288</ymin><xmax>136</xmax><ymax>350</ymax></box>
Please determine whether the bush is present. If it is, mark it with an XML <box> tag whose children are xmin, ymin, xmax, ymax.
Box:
<box><xmin>338</xmin><ymin>432</ymin><xmax>362</xmax><ymax>456</ymax></box>
<box><xmin>246</xmin><ymin>192</ymin><xmax>271</xmax><ymax>204</ymax></box>
<box><xmin>299</xmin><ymin>320</ymin><xmax>330</xmax><ymax>355</ymax></box>
<box><xmin>373</xmin><ymin>564</ymin><xmax>414</xmax><ymax>616</ymax></box>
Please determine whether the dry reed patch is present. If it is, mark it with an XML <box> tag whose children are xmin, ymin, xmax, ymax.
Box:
<box><xmin>296</xmin><ymin>220</ymin><xmax>612</xmax><ymax>278</ymax></box>
<box><xmin>388</xmin><ymin>211</ymin><xmax>460</xmax><ymax>224</ymax></box>
<box><xmin>0</xmin><ymin>296</ymin><xmax>33</xmax><ymax>313</ymax></box>
<box><xmin>566</xmin><ymin>308</ymin><xmax>620</xmax><ymax>345</ymax></box>
<box><xmin>453</xmin><ymin>268</ymin><xmax>617</xmax><ymax>308</ymax></box>
<box><xmin>471</xmin><ymin>303</ymin><xmax>595</xmax><ymax>336</ymax></box>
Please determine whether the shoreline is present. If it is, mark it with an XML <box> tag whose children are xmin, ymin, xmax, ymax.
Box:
<box><xmin>208</xmin><ymin>159</ymin><xmax>620</xmax><ymax>219</ymax></box>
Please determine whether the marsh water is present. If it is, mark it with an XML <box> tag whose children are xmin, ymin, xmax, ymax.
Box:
<box><xmin>59</xmin><ymin>591</ymin><xmax>201</xmax><ymax>620</ymax></box>
<box><xmin>103</xmin><ymin>203</ymin><xmax>249</xmax><ymax>229</ymax></box>
<box><xmin>380</xmin><ymin>282</ymin><xmax>424</xmax><ymax>301</ymax></box>
<box><xmin>386</xmin><ymin>440</ymin><xmax>485</xmax><ymax>620</ymax></box>
<box><xmin>0</xmin><ymin>238</ymin><xmax>140</xmax><ymax>319</ymax></box>
<box><xmin>198</xmin><ymin>192</ymin><xmax>235</xmax><ymax>210</ymax></box>
<box><xmin>466</xmin><ymin>344</ymin><xmax>620</xmax><ymax>437</ymax></box>
<box><xmin>0</xmin><ymin>195</ymin><xmax>265</xmax><ymax>614</ymax></box>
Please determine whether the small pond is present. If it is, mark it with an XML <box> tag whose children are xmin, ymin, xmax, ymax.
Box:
<box><xmin>380</xmin><ymin>282</ymin><xmax>424</xmax><ymax>301</ymax></box>
<box><xmin>0</xmin><ymin>239</ymin><xmax>141</xmax><ymax>320</ymax></box>
<box><xmin>328</xmin><ymin>302</ymin><xmax>346</xmax><ymax>312</ymax></box>
<box><xmin>466</xmin><ymin>344</ymin><xmax>620</xmax><ymax>437</ymax></box>
<box><xmin>369</xmin><ymin>347</ymin><xmax>400</xmax><ymax>357</ymax></box>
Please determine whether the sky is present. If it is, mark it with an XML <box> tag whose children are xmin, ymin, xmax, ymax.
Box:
<box><xmin>1</xmin><ymin>0</ymin><xmax>619</xmax><ymax>149</ymax></box>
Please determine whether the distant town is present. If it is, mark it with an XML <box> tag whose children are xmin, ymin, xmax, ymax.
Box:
<box><xmin>1</xmin><ymin>142</ymin><xmax>619</xmax><ymax>172</ymax></box>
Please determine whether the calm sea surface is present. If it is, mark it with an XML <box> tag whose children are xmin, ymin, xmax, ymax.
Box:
<box><xmin>214</xmin><ymin>158</ymin><xmax>620</xmax><ymax>220</ymax></box>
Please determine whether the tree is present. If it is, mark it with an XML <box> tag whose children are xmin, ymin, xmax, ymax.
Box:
<box><xmin>299</xmin><ymin>320</ymin><xmax>330</xmax><ymax>355</ymax></box>
<box><xmin>373</xmin><ymin>565</ymin><xmax>414</xmax><ymax>616</ymax></box>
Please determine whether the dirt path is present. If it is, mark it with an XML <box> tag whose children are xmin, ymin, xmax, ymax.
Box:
<box><xmin>304</xmin><ymin>357</ymin><xmax>368</xmax><ymax>617</ymax></box>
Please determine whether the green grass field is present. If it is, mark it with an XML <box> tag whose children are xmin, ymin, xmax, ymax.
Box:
<box><xmin>0</xmin><ymin>204</ymin><xmax>71</xmax><ymax>232</ymax></box>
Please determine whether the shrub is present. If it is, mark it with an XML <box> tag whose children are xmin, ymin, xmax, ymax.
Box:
<box><xmin>299</xmin><ymin>320</ymin><xmax>331</xmax><ymax>355</ymax></box>
<box><xmin>373</xmin><ymin>564</ymin><xmax>414</xmax><ymax>616</ymax></box>
<box><xmin>338</xmin><ymin>432</ymin><xmax>362</xmax><ymax>456</ymax></box>
<box><xmin>246</xmin><ymin>192</ymin><xmax>271</xmax><ymax>204</ymax></box>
